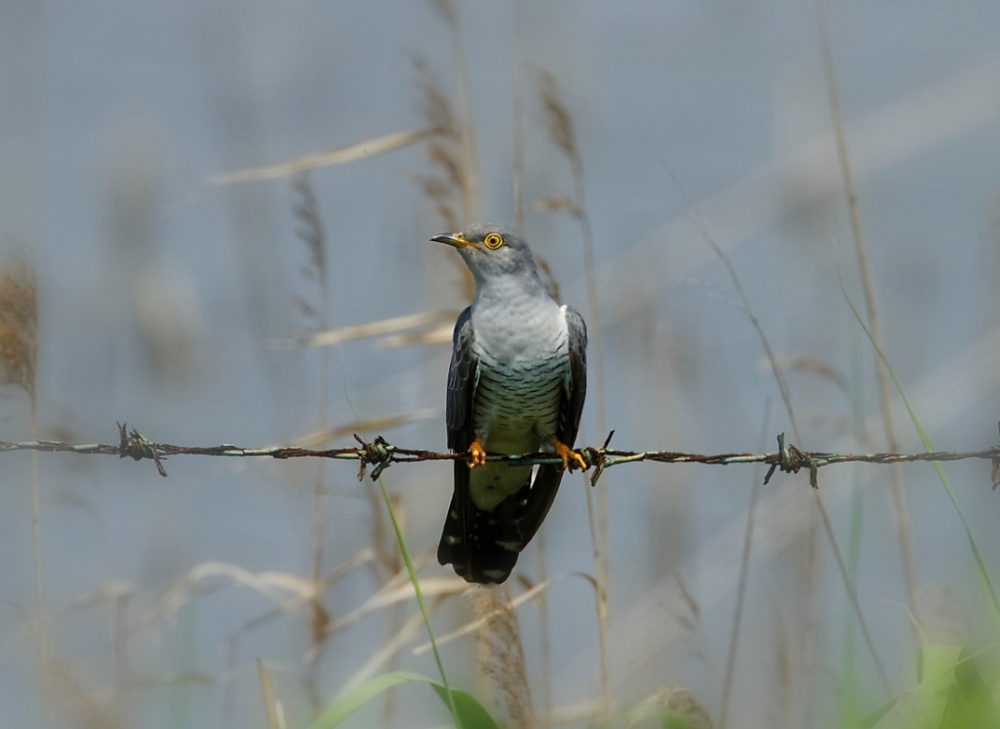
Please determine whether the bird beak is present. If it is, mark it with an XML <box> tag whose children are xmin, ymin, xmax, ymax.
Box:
<box><xmin>431</xmin><ymin>232</ymin><xmax>477</xmax><ymax>250</ymax></box>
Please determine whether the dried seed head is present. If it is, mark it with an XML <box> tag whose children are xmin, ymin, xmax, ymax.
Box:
<box><xmin>628</xmin><ymin>686</ymin><xmax>713</xmax><ymax>729</ymax></box>
<box><xmin>429</xmin><ymin>0</ymin><xmax>457</xmax><ymax>28</ymax></box>
<box><xmin>414</xmin><ymin>56</ymin><xmax>457</xmax><ymax>138</ymax></box>
<box><xmin>539</xmin><ymin>71</ymin><xmax>577</xmax><ymax>159</ymax></box>
<box><xmin>471</xmin><ymin>588</ymin><xmax>533</xmax><ymax>727</ymax></box>
<box><xmin>0</xmin><ymin>249</ymin><xmax>38</xmax><ymax>399</ymax></box>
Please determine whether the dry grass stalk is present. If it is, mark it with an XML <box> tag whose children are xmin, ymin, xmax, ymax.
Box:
<box><xmin>376</xmin><ymin>322</ymin><xmax>454</xmax><ymax>348</ymax></box>
<box><xmin>135</xmin><ymin>561</ymin><xmax>324</xmax><ymax>632</ymax></box>
<box><xmin>444</xmin><ymin>4</ymin><xmax>480</xmax><ymax>225</ymax></box>
<box><xmin>281</xmin><ymin>409</ymin><xmax>441</xmax><ymax>450</ymax></box>
<box><xmin>413</xmin><ymin>78</ymin><xmax>460</xmax><ymax>225</ymax></box>
<box><xmin>412</xmin><ymin>578</ymin><xmax>554</xmax><ymax>655</ymax></box>
<box><xmin>718</xmin><ymin>415</ymin><xmax>769</xmax><ymax>729</ymax></box>
<box><xmin>512</xmin><ymin>0</ymin><xmax>526</xmax><ymax>230</ymax></box>
<box><xmin>324</xmin><ymin>573</ymin><xmax>466</xmax><ymax>638</ymax></box>
<box><xmin>291</xmin><ymin>173</ymin><xmax>333</xmax><ymax>711</ymax></box>
<box><xmin>816</xmin><ymin>0</ymin><xmax>917</xmax><ymax>624</ymax></box>
<box><xmin>0</xmin><ymin>248</ymin><xmax>48</xmax><ymax>717</ymax></box>
<box><xmin>257</xmin><ymin>658</ymin><xmax>284</xmax><ymax>729</ymax></box>
<box><xmin>272</xmin><ymin>309</ymin><xmax>459</xmax><ymax>350</ymax></box>
<box><xmin>538</xmin><ymin>70</ymin><xmax>612</xmax><ymax>719</ymax></box>
<box><xmin>234</xmin><ymin>548</ymin><xmax>377</xmax><ymax>637</ymax></box>
<box><xmin>521</xmin><ymin>560</ymin><xmax>554</xmax><ymax>724</ymax></box>
<box><xmin>334</xmin><ymin>597</ymin><xmax>448</xmax><ymax>699</ymax></box>
<box><xmin>210</xmin><ymin>129</ymin><xmax>435</xmax><ymax>186</ymax></box>
<box><xmin>416</xmin><ymin>0</ymin><xmax>483</xmax><ymax>281</ymax></box>
<box><xmin>152</xmin><ymin>555</ymin><xmax>455</xmax><ymax>717</ymax></box>
<box><xmin>471</xmin><ymin>589</ymin><xmax>533</xmax><ymax>728</ymax></box>
<box><xmin>412</xmin><ymin>54</ymin><xmax>475</xmax><ymax>299</ymax></box>
<box><xmin>770</xmin><ymin>609</ymin><xmax>795</xmax><ymax>729</ymax></box>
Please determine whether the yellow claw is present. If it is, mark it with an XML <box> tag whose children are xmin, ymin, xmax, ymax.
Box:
<box><xmin>551</xmin><ymin>438</ymin><xmax>588</xmax><ymax>471</ymax></box>
<box><xmin>468</xmin><ymin>435</ymin><xmax>487</xmax><ymax>469</ymax></box>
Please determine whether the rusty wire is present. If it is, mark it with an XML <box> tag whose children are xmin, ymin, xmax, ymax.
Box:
<box><xmin>1</xmin><ymin>423</ymin><xmax>999</xmax><ymax>489</ymax></box>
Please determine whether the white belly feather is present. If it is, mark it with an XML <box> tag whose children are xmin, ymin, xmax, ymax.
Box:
<box><xmin>468</xmin><ymin>301</ymin><xmax>571</xmax><ymax>510</ymax></box>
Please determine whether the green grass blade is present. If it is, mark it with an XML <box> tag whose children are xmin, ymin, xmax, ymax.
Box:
<box><xmin>426</xmin><ymin>682</ymin><xmax>501</xmax><ymax>729</ymax></box>
<box><xmin>339</xmin><ymin>358</ymin><xmax>497</xmax><ymax>727</ymax></box>
<box><xmin>305</xmin><ymin>671</ymin><xmax>499</xmax><ymax>729</ymax></box>
<box><xmin>339</xmin><ymin>374</ymin><xmax>474</xmax><ymax>727</ymax></box>
<box><xmin>838</xmin><ymin>274</ymin><xmax>1000</xmax><ymax>628</ymax></box>
<box><xmin>375</xmin><ymin>477</ymin><xmax>465</xmax><ymax>726</ymax></box>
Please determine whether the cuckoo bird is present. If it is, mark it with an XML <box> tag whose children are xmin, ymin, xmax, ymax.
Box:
<box><xmin>432</xmin><ymin>223</ymin><xmax>588</xmax><ymax>584</ymax></box>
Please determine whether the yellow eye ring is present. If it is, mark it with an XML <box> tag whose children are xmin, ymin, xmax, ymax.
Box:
<box><xmin>483</xmin><ymin>232</ymin><xmax>504</xmax><ymax>250</ymax></box>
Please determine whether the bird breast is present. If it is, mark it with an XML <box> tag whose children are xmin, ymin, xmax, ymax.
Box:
<box><xmin>470</xmin><ymin>298</ymin><xmax>570</xmax><ymax>452</ymax></box>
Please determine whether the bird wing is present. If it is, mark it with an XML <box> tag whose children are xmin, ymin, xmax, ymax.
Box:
<box><xmin>446</xmin><ymin>306</ymin><xmax>478</xmax><ymax>452</ymax></box>
<box><xmin>439</xmin><ymin>307</ymin><xmax>480</xmax><ymax>578</ymax></box>
<box><xmin>518</xmin><ymin>305</ymin><xmax>588</xmax><ymax>547</ymax></box>
<box><xmin>559</xmin><ymin>305</ymin><xmax>588</xmax><ymax>448</ymax></box>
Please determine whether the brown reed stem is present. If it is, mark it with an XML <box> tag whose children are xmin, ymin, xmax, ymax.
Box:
<box><xmin>817</xmin><ymin>0</ymin><xmax>917</xmax><ymax>625</ymax></box>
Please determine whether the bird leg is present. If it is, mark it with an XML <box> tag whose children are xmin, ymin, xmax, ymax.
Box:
<box><xmin>551</xmin><ymin>438</ymin><xmax>588</xmax><ymax>471</ymax></box>
<box><xmin>467</xmin><ymin>435</ymin><xmax>488</xmax><ymax>469</ymax></box>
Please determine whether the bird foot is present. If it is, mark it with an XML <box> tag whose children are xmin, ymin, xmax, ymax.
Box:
<box><xmin>551</xmin><ymin>438</ymin><xmax>588</xmax><ymax>471</ymax></box>
<box><xmin>467</xmin><ymin>436</ymin><xmax>487</xmax><ymax>469</ymax></box>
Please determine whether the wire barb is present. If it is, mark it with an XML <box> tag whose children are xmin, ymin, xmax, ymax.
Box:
<box><xmin>353</xmin><ymin>434</ymin><xmax>396</xmax><ymax>481</ymax></box>
<box><xmin>117</xmin><ymin>422</ymin><xmax>167</xmax><ymax>477</ymax></box>
<box><xmin>763</xmin><ymin>433</ymin><xmax>825</xmax><ymax>488</ymax></box>
<box><xmin>583</xmin><ymin>430</ymin><xmax>616</xmax><ymax>486</ymax></box>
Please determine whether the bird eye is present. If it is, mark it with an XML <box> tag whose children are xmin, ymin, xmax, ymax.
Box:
<box><xmin>483</xmin><ymin>233</ymin><xmax>504</xmax><ymax>250</ymax></box>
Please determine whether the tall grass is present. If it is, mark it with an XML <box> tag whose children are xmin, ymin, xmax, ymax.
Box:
<box><xmin>816</xmin><ymin>0</ymin><xmax>917</xmax><ymax>628</ymax></box>
<box><xmin>291</xmin><ymin>173</ymin><xmax>334</xmax><ymax>711</ymax></box>
<box><xmin>0</xmin><ymin>249</ymin><xmax>45</xmax><ymax>717</ymax></box>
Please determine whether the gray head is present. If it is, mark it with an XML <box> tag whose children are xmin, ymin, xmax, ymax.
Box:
<box><xmin>431</xmin><ymin>223</ymin><xmax>541</xmax><ymax>288</ymax></box>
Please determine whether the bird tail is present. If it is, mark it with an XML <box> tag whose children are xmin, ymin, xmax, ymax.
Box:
<box><xmin>437</xmin><ymin>462</ymin><xmax>566</xmax><ymax>584</ymax></box>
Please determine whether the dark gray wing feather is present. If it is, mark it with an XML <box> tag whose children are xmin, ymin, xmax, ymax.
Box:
<box><xmin>439</xmin><ymin>307</ymin><xmax>479</xmax><ymax>578</ymax></box>
<box><xmin>558</xmin><ymin>306</ymin><xmax>588</xmax><ymax>447</ymax></box>
<box><xmin>445</xmin><ymin>306</ymin><xmax>477</xmax><ymax>452</ymax></box>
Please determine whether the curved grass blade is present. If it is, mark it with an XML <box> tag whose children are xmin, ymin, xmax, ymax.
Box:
<box><xmin>838</xmin><ymin>269</ymin><xmax>1000</xmax><ymax>628</ymax></box>
<box><xmin>304</xmin><ymin>671</ymin><xmax>499</xmax><ymax>729</ymax></box>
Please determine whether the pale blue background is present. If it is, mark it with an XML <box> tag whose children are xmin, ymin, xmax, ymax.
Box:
<box><xmin>2</xmin><ymin>1</ymin><xmax>1000</xmax><ymax>727</ymax></box>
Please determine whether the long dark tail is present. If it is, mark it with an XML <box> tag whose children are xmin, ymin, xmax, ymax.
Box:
<box><xmin>437</xmin><ymin>462</ymin><xmax>566</xmax><ymax>584</ymax></box>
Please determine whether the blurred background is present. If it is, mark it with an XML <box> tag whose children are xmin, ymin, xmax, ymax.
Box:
<box><xmin>3</xmin><ymin>0</ymin><xmax>1000</xmax><ymax>727</ymax></box>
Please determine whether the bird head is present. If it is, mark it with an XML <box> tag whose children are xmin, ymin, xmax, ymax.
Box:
<box><xmin>431</xmin><ymin>223</ymin><xmax>539</xmax><ymax>285</ymax></box>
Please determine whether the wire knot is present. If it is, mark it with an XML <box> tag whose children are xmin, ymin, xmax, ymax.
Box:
<box><xmin>117</xmin><ymin>422</ymin><xmax>167</xmax><ymax>477</ymax></box>
<box><xmin>764</xmin><ymin>432</ymin><xmax>819</xmax><ymax>488</ymax></box>
<box><xmin>585</xmin><ymin>430</ymin><xmax>617</xmax><ymax>486</ymax></box>
<box><xmin>354</xmin><ymin>434</ymin><xmax>395</xmax><ymax>481</ymax></box>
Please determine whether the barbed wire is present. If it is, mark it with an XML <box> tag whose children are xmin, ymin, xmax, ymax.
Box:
<box><xmin>3</xmin><ymin>423</ymin><xmax>1000</xmax><ymax>489</ymax></box>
